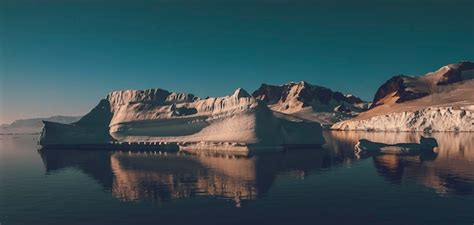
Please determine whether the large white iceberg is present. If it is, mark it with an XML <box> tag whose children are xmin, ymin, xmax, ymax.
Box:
<box><xmin>40</xmin><ymin>88</ymin><xmax>325</xmax><ymax>153</ymax></box>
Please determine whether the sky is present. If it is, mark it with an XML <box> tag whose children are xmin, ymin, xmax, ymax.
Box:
<box><xmin>1</xmin><ymin>0</ymin><xmax>473</xmax><ymax>124</ymax></box>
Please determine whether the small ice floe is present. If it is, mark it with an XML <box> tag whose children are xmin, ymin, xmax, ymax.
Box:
<box><xmin>354</xmin><ymin>136</ymin><xmax>438</xmax><ymax>157</ymax></box>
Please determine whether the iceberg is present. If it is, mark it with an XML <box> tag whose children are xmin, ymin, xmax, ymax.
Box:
<box><xmin>40</xmin><ymin>88</ymin><xmax>325</xmax><ymax>154</ymax></box>
<box><xmin>354</xmin><ymin>136</ymin><xmax>438</xmax><ymax>156</ymax></box>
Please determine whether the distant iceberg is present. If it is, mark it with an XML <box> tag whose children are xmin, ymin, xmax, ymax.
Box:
<box><xmin>40</xmin><ymin>88</ymin><xmax>325</xmax><ymax>154</ymax></box>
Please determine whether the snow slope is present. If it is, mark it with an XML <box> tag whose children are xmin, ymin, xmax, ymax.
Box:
<box><xmin>332</xmin><ymin>61</ymin><xmax>474</xmax><ymax>132</ymax></box>
<box><xmin>252</xmin><ymin>81</ymin><xmax>369</xmax><ymax>126</ymax></box>
<box><xmin>40</xmin><ymin>88</ymin><xmax>325</xmax><ymax>153</ymax></box>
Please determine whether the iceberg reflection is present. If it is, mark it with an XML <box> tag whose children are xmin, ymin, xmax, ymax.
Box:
<box><xmin>327</xmin><ymin>131</ymin><xmax>474</xmax><ymax>195</ymax></box>
<box><xmin>40</xmin><ymin>147</ymin><xmax>336</xmax><ymax>206</ymax></box>
<box><xmin>39</xmin><ymin>131</ymin><xmax>474</xmax><ymax>206</ymax></box>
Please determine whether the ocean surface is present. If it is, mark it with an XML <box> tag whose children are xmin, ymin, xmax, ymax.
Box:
<box><xmin>1</xmin><ymin>131</ymin><xmax>473</xmax><ymax>225</ymax></box>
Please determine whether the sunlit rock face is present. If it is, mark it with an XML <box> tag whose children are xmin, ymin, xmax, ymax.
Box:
<box><xmin>332</xmin><ymin>61</ymin><xmax>474</xmax><ymax>132</ymax></box>
<box><xmin>434</xmin><ymin>61</ymin><xmax>474</xmax><ymax>86</ymax></box>
<box><xmin>252</xmin><ymin>81</ymin><xmax>369</xmax><ymax>126</ymax></box>
<box><xmin>326</xmin><ymin>131</ymin><xmax>474</xmax><ymax>195</ymax></box>
<box><xmin>370</xmin><ymin>75</ymin><xmax>429</xmax><ymax>107</ymax></box>
<box><xmin>370</xmin><ymin>61</ymin><xmax>474</xmax><ymax>108</ymax></box>
<box><xmin>40</xmin><ymin>88</ymin><xmax>325</xmax><ymax>152</ymax></box>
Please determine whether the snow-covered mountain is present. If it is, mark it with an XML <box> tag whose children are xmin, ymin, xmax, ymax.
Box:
<box><xmin>0</xmin><ymin>116</ymin><xmax>81</xmax><ymax>134</ymax></box>
<box><xmin>252</xmin><ymin>81</ymin><xmax>369</xmax><ymax>126</ymax></box>
<box><xmin>40</xmin><ymin>88</ymin><xmax>325</xmax><ymax>153</ymax></box>
<box><xmin>332</xmin><ymin>61</ymin><xmax>474</xmax><ymax>132</ymax></box>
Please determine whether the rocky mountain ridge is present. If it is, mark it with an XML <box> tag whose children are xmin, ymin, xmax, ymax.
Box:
<box><xmin>252</xmin><ymin>81</ymin><xmax>369</xmax><ymax>125</ymax></box>
<box><xmin>333</xmin><ymin>61</ymin><xmax>474</xmax><ymax>132</ymax></box>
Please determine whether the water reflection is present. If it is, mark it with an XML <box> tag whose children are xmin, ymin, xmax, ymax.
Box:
<box><xmin>40</xmin><ymin>148</ymin><xmax>339</xmax><ymax>206</ymax></box>
<box><xmin>39</xmin><ymin>131</ymin><xmax>474</xmax><ymax>206</ymax></box>
<box><xmin>327</xmin><ymin>131</ymin><xmax>474</xmax><ymax>195</ymax></box>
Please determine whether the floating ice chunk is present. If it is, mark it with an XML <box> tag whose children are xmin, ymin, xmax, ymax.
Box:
<box><xmin>354</xmin><ymin>136</ymin><xmax>438</xmax><ymax>156</ymax></box>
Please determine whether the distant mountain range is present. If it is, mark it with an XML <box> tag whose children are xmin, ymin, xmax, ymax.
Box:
<box><xmin>5</xmin><ymin>61</ymin><xmax>473</xmax><ymax>136</ymax></box>
<box><xmin>0</xmin><ymin>116</ymin><xmax>82</xmax><ymax>134</ymax></box>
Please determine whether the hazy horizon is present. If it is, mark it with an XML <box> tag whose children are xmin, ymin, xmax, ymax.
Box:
<box><xmin>1</xmin><ymin>0</ymin><xmax>473</xmax><ymax>124</ymax></box>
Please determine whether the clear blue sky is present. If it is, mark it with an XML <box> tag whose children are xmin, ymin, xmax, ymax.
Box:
<box><xmin>1</xmin><ymin>0</ymin><xmax>473</xmax><ymax>124</ymax></box>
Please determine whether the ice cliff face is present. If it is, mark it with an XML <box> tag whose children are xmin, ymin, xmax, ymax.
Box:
<box><xmin>252</xmin><ymin>81</ymin><xmax>369</xmax><ymax>126</ymax></box>
<box><xmin>40</xmin><ymin>99</ymin><xmax>113</xmax><ymax>145</ymax></box>
<box><xmin>40</xmin><ymin>88</ymin><xmax>325</xmax><ymax>151</ymax></box>
<box><xmin>332</xmin><ymin>61</ymin><xmax>474</xmax><ymax>132</ymax></box>
<box><xmin>332</xmin><ymin>106</ymin><xmax>474</xmax><ymax>132</ymax></box>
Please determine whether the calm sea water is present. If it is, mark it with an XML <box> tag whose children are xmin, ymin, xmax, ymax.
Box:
<box><xmin>1</xmin><ymin>131</ymin><xmax>473</xmax><ymax>225</ymax></box>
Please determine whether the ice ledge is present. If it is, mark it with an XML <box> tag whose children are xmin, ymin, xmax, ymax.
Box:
<box><xmin>39</xmin><ymin>141</ymin><xmax>324</xmax><ymax>157</ymax></box>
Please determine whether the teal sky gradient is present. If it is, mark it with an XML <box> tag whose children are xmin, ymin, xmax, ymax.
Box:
<box><xmin>1</xmin><ymin>0</ymin><xmax>473</xmax><ymax>123</ymax></box>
